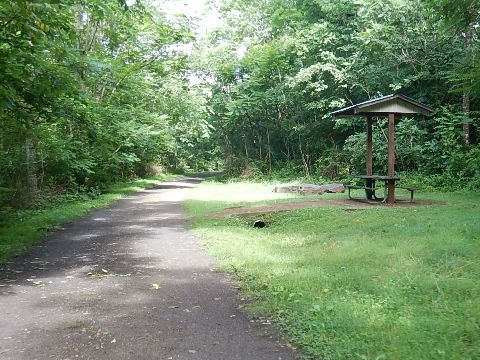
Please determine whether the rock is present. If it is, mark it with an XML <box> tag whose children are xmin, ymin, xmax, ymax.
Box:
<box><xmin>273</xmin><ymin>185</ymin><xmax>299</xmax><ymax>193</ymax></box>
<box><xmin>298</xmin><ymin>183</ymin><xmax>345</xmax><ymax>195</ymax></box>
<box><xmin>273</xmin><ymin>183</ymin><xmax>344</xmax><ymax>195</ymax></box>
<box><xmin>297</xmin><ymin>185</ymin><xmax>326</xmax><ymax>195</ymax></box>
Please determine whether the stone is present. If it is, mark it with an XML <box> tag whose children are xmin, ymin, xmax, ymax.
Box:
<box><xmin>273</xmin><ymin>183</ymin><xmax>344</xmax><ymax>195</ymax></box>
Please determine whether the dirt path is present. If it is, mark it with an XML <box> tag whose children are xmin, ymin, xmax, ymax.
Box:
<box><xmin>207</xmin><ymin>199</ymin><xmax>369</xmax><ymax>218</ymax></box>
<box><xmin>207</xmin><ymin>198</ymin><xmax>444</xmax><ymax>218</ymax></box>
<box><xmin>0</xmin><ymin>177</ymin><xmax>296</xmax><ymax>360</ymax></box>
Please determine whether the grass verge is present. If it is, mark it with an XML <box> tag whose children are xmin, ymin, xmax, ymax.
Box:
<box><xmin>185</xmin><ymin>181</ymin><xmax>480</xmax><ymax>360</ymax></box>
<box><xmin>0</xmin><ymin>174</ymin><xmax>177</xmax><ymax>264</ymax></box>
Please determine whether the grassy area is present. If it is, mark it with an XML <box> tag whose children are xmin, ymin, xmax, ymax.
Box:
<box><xmin>185</xmin><ymin>181</ymin><xmax>480</xmax><ymax>360</ymax></box>
<box><xmin>0</xmin><ymin>174</ymin><xmax>177</xmax><ymax>264</ymax></box>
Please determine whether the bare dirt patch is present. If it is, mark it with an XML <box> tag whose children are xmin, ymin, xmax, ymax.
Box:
<box><xmin>207</xmin><ymin>199</ymin><xmax>446</xmax><ymax>218</ymax></box>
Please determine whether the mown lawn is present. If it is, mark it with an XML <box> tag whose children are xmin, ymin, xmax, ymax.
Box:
<box><xmin>185</xmin><ymin>181</ymin><xmax>480</xmax><ymax>360</ymax></box>
<box><xmin>0</xmin><ymin>174</ymin><xmax>177</xmax><ymax>264</ymax></box>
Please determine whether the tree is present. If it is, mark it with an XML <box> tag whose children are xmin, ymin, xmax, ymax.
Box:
<box><xmin>427</xmin><ymin>0</ymin><xmax>480</xmax><ymax>145</ymax></box>
<box><xmin>0</xmin><ymin>0</ymin><xmax>209</xmax><ymax>207</ymax></box>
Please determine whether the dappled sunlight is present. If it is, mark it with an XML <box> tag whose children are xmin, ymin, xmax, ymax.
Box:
<box><xmin>73</xmin><ymin>233</ymin><xmax>101</xmax><ymax>241</ymax></box>
<box><xmin>0</xmin><ymin>176</ymin><xmax>298</xmax><ymax>359</ymax></box>
<box><xmin>188</xmin><ymin>182</ymin><xmax>296</xmax><ymax>203</ymax></box>
<box><xmin>1</xmin><ymin>0</ymin><xmax>477</xmax><ymax>358</ymax></box>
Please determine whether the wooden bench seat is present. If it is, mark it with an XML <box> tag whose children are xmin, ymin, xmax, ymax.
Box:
<box><xmin>344</xmin><ymin>184</ymin><xmax>418</xmax><ymax>202</ymax></box>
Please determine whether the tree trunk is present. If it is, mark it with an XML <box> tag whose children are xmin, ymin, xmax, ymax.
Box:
<box><xmin>267</xmin><ymin>129</ymin><xmax>272</xmax><ymax>174</ymax></box>
<box><xmin>298</xmin><ymin>141</ymin><xmax>311</xmax><ymax>177</ymax></box>
<box><xmin>462</xmin><ymin>25</ymin><xmax>473</xmax><ymax>146</ymax></box>
<box><xmin>224</xmin><ymin>133</ymin><xmax>233</xmax><ymax>171</ymax></box>
<box><xmin>25</xmin><ymin>135</ymin><xmax>38</xmax><ymax>198</ymax></box>
<box><xmin>244</xmin><ymin>137</ymin><xmax>249</xmax><ymax>159</ymax></box>
<box><xmin>463</xmin><ymin>93</ymin><xmax>470</xmax><ymax>146</ymax></box>
<box><xmin>257</xmin><ymin>131</ymin><xmax>262</xmax><ymax>162</ymax></box>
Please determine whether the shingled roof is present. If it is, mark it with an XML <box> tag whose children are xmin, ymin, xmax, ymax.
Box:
<box><xmin>330</xmin><ymin>94</ymin><xmax>433</xmax><ymax>117</ymax></box>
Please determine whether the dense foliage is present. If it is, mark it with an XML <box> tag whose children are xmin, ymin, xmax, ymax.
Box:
<box><xmin>195</xmin><ymin>0</ymin><xmax>479</xmax><ymax>188</ymax></box>
<box><xmin>1</xmin><ymin>0</ymin><xmax>479</xmax><ymax>210</ymax></box>
<box><xmin>0</xmin><ymin>0</ymin><xmax>214</xmax><ymax>208</ymax></box>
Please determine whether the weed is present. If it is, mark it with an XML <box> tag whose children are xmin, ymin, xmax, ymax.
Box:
<box><xmin>68</xmin><ymin>319</ymin><xmax>86</xmax><ymax>329</ymax></box>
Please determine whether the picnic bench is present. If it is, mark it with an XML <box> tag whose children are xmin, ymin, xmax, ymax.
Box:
<box><xmin>345</xmin><ymin>175</ymin><xmax>417</xmax><ymax>203</ymax></box>
<box><xmin>395</xmin><ymin>186</ymin><xmax>417</xmax><ymax>202</ymax></box>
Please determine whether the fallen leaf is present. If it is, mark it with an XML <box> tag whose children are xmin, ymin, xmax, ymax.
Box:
<box><xmin>151</xmin><ymin>283</ymin><xmax>161</xmax><ymax>290</ymax></box>
<box><xmin>27</xmin><ymin>279</ymin><xmax>44</xmax><ymax>286</ymax></box>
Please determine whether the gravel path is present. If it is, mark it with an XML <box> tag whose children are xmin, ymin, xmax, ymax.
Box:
<box><xmin>0</xmin><ymin>177</ymin><xmax>297</xmax><ymax>360</ymax></box>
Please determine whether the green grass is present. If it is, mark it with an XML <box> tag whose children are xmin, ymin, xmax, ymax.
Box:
<box><xmin>0</xmin><ymin>174</ymin><xmax>177</xmax><ymax>264</ymax></box>
<box><xmin>185</xmin><ymin>181</ymin><xmax>480</xmax><ymax>360</ymax></box>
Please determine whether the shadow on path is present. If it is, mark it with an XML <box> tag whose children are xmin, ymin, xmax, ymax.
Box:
<box><xmin>0</xmin><ymin>177</ymin><xmax>297</xmax><ymax>360</ymax></box>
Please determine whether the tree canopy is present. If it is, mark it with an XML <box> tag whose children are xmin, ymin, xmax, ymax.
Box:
<box><xmin>0</xmin><ymin>0</ymin><xmax>479</xmax><ymax>209</ymax></box>
<box><xmin>194</xmin><ymin>0</ymin><xmax>479</xmax><ymax>184</ymax></box>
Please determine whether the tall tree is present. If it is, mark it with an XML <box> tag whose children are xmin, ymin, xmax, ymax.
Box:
<box><xmin>428</xmin><ymin>0</ymin><xmax>480</xmax><ymax>145</ymax></box>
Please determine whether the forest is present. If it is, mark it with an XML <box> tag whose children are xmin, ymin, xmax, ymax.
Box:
<box><xmin>0</xmin><ymin>2</ymin><xmax>479</xmax><ymax>359</ymax></box>
<box><xmin>1</xmin><ymin>0</ymin><xmax>479</xmax><ymax>210</ymax></box>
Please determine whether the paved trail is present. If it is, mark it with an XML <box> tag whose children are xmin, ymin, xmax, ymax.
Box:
<box><xmin>0</xmin><ymin>177</ymin><xmax>296</xmax><ymax>360</ymax></box>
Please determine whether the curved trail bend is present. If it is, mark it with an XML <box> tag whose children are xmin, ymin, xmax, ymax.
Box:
<box><xmin>0</xmin><ymin>177</ymin><xmax>296</xmax><ymax>360</ymax></box>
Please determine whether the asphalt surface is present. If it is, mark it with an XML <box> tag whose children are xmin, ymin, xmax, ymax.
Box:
<box><xmin>0</xmin><ymin>177</ymin><xmax>297</xmax><ymax>360</ymax></box>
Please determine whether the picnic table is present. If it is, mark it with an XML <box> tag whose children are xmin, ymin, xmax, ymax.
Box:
<box><xmin>345</xmin><ymin>175</ymin><xmax>416</xmax><ymax>203</ymax></box>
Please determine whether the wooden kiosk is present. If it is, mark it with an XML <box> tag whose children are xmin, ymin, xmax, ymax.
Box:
<box><xmin>331</xmin><ymin>94</ymin><xmax>433</xmax><ymax>204</ymax></box>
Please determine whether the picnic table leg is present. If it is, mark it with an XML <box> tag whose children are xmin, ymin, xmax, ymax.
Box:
<box><xmin>365</xmin><ymin>178</ymin><xmax>374</xmax><ymax>200</ymax></box>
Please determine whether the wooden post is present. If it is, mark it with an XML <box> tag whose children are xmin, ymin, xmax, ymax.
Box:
<box><xmin>365</xmin><ymin>115</ymin><xmax>374</xmax><ymax>200</ymax></box>
<box><xmin>366</xmin><ymin>115</ymin><xmax>373</xmax><ymax>176</ymax></box>
<box><xmin>387</xmin><ymin>113</ymin><xmax>395</xmax><ymax>204</ymax></box>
